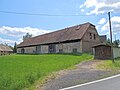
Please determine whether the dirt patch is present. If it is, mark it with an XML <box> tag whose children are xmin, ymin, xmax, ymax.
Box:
<box><xmin>37</xmin><ymin>60</ymin><xmax>119</xmax><ymax>90</ymax></box>
<box><xmin>76</xmin><ymin>60</ymin><xmax>103</xmax><ymax>69</ymax></box>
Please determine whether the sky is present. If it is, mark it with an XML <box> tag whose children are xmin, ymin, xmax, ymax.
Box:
<box><xmin>0</xmin><ymin>0</ymin><xmax>120</xmax><ymax>46</ymax></box>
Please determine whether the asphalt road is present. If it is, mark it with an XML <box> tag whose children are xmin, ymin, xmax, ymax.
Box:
<box><xmin>60</xmin><ymin>74</ymin><xmax>120</xmax><ymax>90</ymax></box>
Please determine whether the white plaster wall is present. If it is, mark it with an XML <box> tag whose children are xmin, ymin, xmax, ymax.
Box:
<box><xmin>113</xmin><ymin>47</ymin><xmax>120</xmax><ymax>58</ymax></box>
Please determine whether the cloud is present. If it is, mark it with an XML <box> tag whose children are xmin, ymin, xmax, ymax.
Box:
<box><xmin>80</xmin><ymin>0</ymin><xmax>120</xmax><ymax>40</ymax></box>
<box><xmin>0</xmin><ymin>26</ymin><xmax>50</xmax><ymax>38</ymax></box>
<box><xmin>80</xmin><ymin>0</ymin><xmax>120</xmax><ymax>15</ymax></box>
<box><xmin>98</xmin><ymin>18</ymin><xmax>106</xmax><ymax>24</ymax></box>
<box><xmin>101</xmin><ymin>16</ymin><xmax>120</xmax><ymax>33</ymax></box>
<box><xmin>81</xmin><ymin>9</ymin><xmax>85</xmax><ymax>12</ymax></box>
<box><xmin>0</xmin><ymin>37</ymin><xmax>19</xmax><ymax>46</ymax></box>
<box><xmin>0</xmin><ymin>26</ymin><xmax>51</xmax><ymax>46</ymax></box>
<box><xmin>80</xmin><ymin>0</ymin><xmax>97</xmax><ymax>8</ymax></box>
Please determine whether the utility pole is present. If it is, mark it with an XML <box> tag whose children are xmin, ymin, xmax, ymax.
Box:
<box><xmin>108</xmin><ymin>12</ymin><xmax>114</xmax><ymax>62</ymax></box>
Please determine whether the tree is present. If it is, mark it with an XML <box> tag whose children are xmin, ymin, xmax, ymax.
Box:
<box><xmin>106</xmin><ymin>38</ymin><xmax>120</xmax><ymax>47</ymax></box>
<box><xmin>23</xmin><ymin>33</ymin><xmax>32</xmax><ymax>41</ymax></box>
<box><xmin>113</xmin><ymin>39</ymin><xmax>120</xmax><ymax>47</ymax></box>
<box><xmin>106</xmin><ymin>38</ymin><xmax>111</xmax><ymax>45</ymax></box>
<box><xmin>13</xmin><ymin>42</ymin><xmax>17</xmax><ymax>53</ymax></box>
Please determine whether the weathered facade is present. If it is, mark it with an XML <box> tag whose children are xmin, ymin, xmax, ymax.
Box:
<box><xmin>93</xmin><ymin>44</ymin><xmax>120</xmax><ymax>59</ymax></box>
<box><xmin>0</xmin><ymin>44</ymin><xmax>13</xmax><ymax>55</ymax></box>
<box><xmin>93</xmin><ymin>44</ymin><xmax>111</xmax><ymax>59</ymax></box>
<box><xmin>17</xmin><ymin>22</ymin><xmax>102</xmax><ymax>54</ymax></box>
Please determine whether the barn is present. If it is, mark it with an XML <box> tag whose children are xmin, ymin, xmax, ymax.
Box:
<box><xmin>0</xmin><ymin>44</ymin><xmax>13</xmax><ymax>55</ymax></box>
<box><xmin>17</xmin><ymin>22</ymin><xmax>103</xmax><ymax>54</ymax></box>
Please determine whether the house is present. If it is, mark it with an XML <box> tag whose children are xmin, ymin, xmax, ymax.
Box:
<box><xmin>0</xmin><ymin>44</ymin><xmax>13</xmax><ymax>55</ymax></box>
<box><xmin>17</xmin><ymin>22</ymin><xmax>102</xmax><ymax>54</ymax></box>
<box><xmin>93</xmin><ymin>43</ymin><xmax>120</xmax><ymax>59</ymax></box>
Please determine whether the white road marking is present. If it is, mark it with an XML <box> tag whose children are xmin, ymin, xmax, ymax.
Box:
<box><xmin>59</xmin><ymin>73</ymin><xmax>120</xmax><ymax>90</ymax></box>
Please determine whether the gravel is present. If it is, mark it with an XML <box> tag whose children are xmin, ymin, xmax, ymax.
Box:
<box><xmin>38</xmin><ymin>60</ymin><xmax>118</xmax><ymax>90</ymax></box>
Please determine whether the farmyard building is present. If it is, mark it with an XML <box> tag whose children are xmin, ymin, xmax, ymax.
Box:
<box><xmin>17</xmin><ymin>22</ymin><xmax>103</xmax><ymax>54</ymax></box>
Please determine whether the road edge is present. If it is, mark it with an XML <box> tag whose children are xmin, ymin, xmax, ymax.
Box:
<box><xmin>59</xmin><ymin>73</ymin><xmax>120</xmax><ymax>90</ymax></box>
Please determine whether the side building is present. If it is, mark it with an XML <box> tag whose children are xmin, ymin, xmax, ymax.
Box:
<box><xmin>17</xmin><ymin>22</ymin><xmax>101</xmax><ymax>54</ymax></box>
<box><xmin>0</xmin><ymin>44</ymin><xmax>13</xmax><ymax>55</ymax></box>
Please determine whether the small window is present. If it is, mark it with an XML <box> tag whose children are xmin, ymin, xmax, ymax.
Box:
<box><xmin>59</xmin><ymin>49</ymin><xmax>63</xmax><ymax>53</ymax></box>
<box><xmin>90</xmin><ymin>33</ymin><xmax>92</xmax><ymax>39</ymax></box>
<box><xmin>21</xmin><ymin>48</ymin><xmax>25</xmax><ymax>54</ymax></box>
<box><xmin>73</xmin><ymin>48</ymin><xmax>77</xmax><ymax>53</ymax></box>
<box><xmin>36</xmin><ymin>46</ymin><xmax>41</xmax><ymax>53</ymax></box>
<box><xmin>94</xmin><ymin>34</ymin><xmax>96</xmax><ymax>40</ymax></box>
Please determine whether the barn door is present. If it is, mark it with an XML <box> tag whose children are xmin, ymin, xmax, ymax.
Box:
<box><xmin>36</xmin><ymin>45</ymin><xmax>41</xmax><ymax>54</ymax></box>
<box><xmin>49</xmin><ymin>44</ymin><xmax>56</xmax><ymax>53</ymax></box>
<box><xmin>21</xmin><ymin>48</ymin><xmax>25</xmax><ymax>54</ymax></box>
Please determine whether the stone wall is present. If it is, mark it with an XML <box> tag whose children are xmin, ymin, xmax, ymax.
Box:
<box><xmin>82</xmin><ymin>26</ymin><xmax>101</xmax><ymax>53</ymax></box>
<box><xmin>25</xmin><ymin>46</ymin><xmax>36</xmax><ymax>54</ymax></box>
<box><xmin>17</xmin><ymin>41</ymin><xmax>82</xmax><ymax>54</ymax></box>
<box><xmin>17</xmin><ymin>48</ymin><xmax>22</xmax><ymax>54</ymax></box>
<box><xmin>0</xmin><ymin>51</ymin><xmax>11</xmax><ymax>55</ymax></box>
<box><xmin>41</xmin><ymin>45</ymin><xmax>48</xmax><ymax>54</ymax></box>
<box><xmin>17</xmin><ymin>46</ymin><xmax>36</xmax><ymax>54</ymax></box>
<box><xmin>56</xmin><ymin>41</ymin><xmax>82</xmax><ymax>53</ymax></box>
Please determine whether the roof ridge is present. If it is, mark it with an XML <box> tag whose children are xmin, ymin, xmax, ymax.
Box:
<box><xmin>29</xmin><ymin>22</ymin><xmax>92</xmax><ymax>39</ymax></box>
<box><xmin>17</xmin><ymin>22</ymin><xmax>94</xmax><ymax>47</ymax></box>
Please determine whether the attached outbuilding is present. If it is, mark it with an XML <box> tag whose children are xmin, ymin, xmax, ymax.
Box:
<box><xmin>93</xmin><ymin>43</ymin><xmax>120</xmax><ymax>60</ymax></box>
<box><xmin>0</xmin><ymin>44</ymin><xmax>13</xmax><ymax>55</ymax></box>
<box><xmin>93</xmin><ymin>43</ymin><xmax>111</xmax><ymax>59</ymax></box>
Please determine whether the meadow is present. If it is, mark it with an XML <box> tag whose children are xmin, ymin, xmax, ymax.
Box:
<box><xmin>98</xmin><ymin>58</ymin><xmax>120</xmax><ymax>70</ymax></box>
<box><xmin>0</xmin><ymin>54</ymin><xmax>93</xmax><ymax>90</ymax></box>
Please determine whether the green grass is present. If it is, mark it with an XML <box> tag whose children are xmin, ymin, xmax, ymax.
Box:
<box><xmin>0</xmin><ymin>54</ymin><xmax>93</xmax><ymax>90</ymax></box>
<box><xmin>97</xmin><ymin>58</ymin><xmax>120</xmax><ymax>70</ymax></box>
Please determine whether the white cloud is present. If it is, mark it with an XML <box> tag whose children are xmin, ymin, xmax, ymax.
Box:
<box><xmin>81</xmin><ymin>9</ymin><xmax>85</xmax><ymax>12</ymax></box>
<box><xmin>98</xmin><ymin>18</ymin><xmax>106</xmax><ymax>24</ymax></box>
<box><xmin>82</xmin><ymin>0</ymin><xmax>97</xmax><ymax>8</ymax></box>
<box><xmin>80</xmin><ymin>0</ymin><xmax>120</xmax><ymax>15</ymax></box>
<box><xmin>80</xmin><ymin>4</ymin><xmax>83</xmax><ymax>8</ymax></box>
<box><xmin>0</xmin><ymin>26</ymin><xmax>51</xmax><ymax>46</ymax></box>
<box><xmin>111</xmin><ymin>16</ymin><xmax>120</xmax><ymax>23</ymax></box>
<box><xmin>0</xmin><ymin>26</ymin><xmax>50</xmax><ymax>38</ymax></box>
<box><xmin>80</xmin><ymin>0</ymin><xmax>120</xmax><ymax>40</ymax></box>
<box><xmin>0</xmin><ymin>37</ymin><xmax>19</xmax><ymax>46</ymax></box>
<box><xmin>101</xmin><ymin>16</ymin><xmax>120</xmax><ymax>33</ymax></box>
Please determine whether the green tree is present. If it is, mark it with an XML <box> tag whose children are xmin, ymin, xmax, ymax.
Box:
<box><xmin>106</xmin><ymin>38</ymin><xmax>111</xmax><ymax>45</ymax></box>
<box><xmin>13</xmin><ymin>42</ymin><xmax>17</xmax><ymax>53</ymax></box>
<box><xmin>113</xmin><ymin>40</ymin><xmax>120</xmax><ymax>47</ymax></box>
<box><xmin>23</xmin><ymin>33</ymin><xmax>32</xmax><ymax>41</ymax></box>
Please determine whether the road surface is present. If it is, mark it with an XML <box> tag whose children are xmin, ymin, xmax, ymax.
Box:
<box><xmin>60</xmin><ymin>74</ymin><xmax>120</xmax><ymax>90</ymax></box>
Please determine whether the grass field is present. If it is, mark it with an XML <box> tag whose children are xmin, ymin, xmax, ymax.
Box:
<box><xmin>0</xmin><ymin>54</ymin><xmax>93</xmax><ymax>90</ymax></box>
<box><xmin>97</xmin><ymin>58</ymin><xmax>120</xmax><ymax>70</ymax></box>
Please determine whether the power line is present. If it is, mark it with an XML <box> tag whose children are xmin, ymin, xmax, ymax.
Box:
<box><xmin>0</xmin><ymin>10</ymin><xmax>101</xmax><ymax>16</ymax></box>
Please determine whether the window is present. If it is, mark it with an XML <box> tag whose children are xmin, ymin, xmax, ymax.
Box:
<box><xmin>94</xmin><ymin>34</ymin><xmax>96</xmax><ymax>40</ymax></box>
<box><xmin>90</xmin><ymin>33</ymin><xmax>92</xmax><ymax>39</ymax></box>
<box><xmin>59</xmin><ymin>49</ymin><xmax>63</xmax><ymax>53</ymax></box>
<box><xmin>36</xmin><ymin>45</ymin><xmax>41</xmax><ymax>53</ymax></box>
<box><xmin>49</xmin><ymin>44</ymin><xmax>56</xmax><ymax>53</ymax></box>
<box><xmin>73</xmin><ymin>48</ymin><xmax>77</xmax><ymax>53</ymax></box>
<box><xmin>21</xmin><ymin>48</ymin><xmax>25</xmax><ymax>54</ymax></box>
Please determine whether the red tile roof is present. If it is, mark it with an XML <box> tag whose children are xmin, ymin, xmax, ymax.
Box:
<box><xmin>17</xmin><ymin>22</ymin><xmax>95</xmax><ymax>47</ymax></box>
